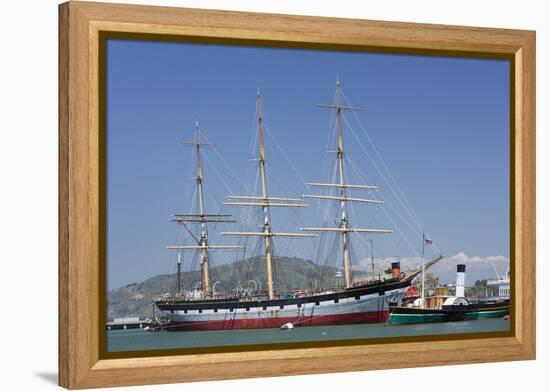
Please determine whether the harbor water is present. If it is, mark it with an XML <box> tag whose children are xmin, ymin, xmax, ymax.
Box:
<box><xmin>106</xmin><ymin>318</ymin><xmax>509</xmax><ymax>352</ymax></box>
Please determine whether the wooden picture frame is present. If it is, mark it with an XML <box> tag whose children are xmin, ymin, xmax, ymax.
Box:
<box><xmin>59</xmin><ymin>1</ymin><xmax>536</xmax><ymax>389</ymax></box>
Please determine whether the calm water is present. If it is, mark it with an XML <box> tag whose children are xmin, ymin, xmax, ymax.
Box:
<box><xmin>106</xmin><ymin>318</ymin><xmax>509</xmax><ymax>352</ymax></box>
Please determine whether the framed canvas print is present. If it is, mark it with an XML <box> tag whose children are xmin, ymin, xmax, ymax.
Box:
<box><xmin>58</xmin><ymin>1</ymin><xmax>535</xmax><ymax>389</ymax></box>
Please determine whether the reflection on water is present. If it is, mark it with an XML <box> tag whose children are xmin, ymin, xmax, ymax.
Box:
<box><xmin>106</xmin><ymin>318</ymin><xmax>509</xmax><ymax>352</ymax></box>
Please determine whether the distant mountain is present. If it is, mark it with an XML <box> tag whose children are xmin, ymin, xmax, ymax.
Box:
<box><xmin>107</xmin><ymin>256</ymin><xmax>340</xmax><ymax>320</ymax></box>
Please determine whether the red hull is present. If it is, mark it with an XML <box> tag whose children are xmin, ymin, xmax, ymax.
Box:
<box><xmin>166</xmin><ymin>310</ymin><xmax>389</xmax><ymax>331</ymax></box>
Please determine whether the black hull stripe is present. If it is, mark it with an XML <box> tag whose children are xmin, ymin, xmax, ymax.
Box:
<box><xmin>156</xmin><ymin>279</ymin><xmax>409</xmax><ymax>311</ymax></box>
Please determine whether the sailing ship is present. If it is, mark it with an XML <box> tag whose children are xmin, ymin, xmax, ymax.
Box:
<box><xmin>155</xmin><ymin>79</ymin><xmax>443</xmax><ymax>331</ymax></box>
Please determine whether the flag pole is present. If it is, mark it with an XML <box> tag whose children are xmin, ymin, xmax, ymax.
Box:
<box><xmin>421</xmin><ymin>230</ymin><xmax>425</xmax><ymax>309</ymax></box>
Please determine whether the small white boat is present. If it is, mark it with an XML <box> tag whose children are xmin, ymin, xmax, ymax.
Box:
<box><xmin>280</xmin><ymin>322</ymin><xmax>294</xmax><ymax>330</ymax></box>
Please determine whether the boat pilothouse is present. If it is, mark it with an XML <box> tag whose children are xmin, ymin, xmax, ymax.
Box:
<box><xmin>155</xmin><ymin>80</ymin><xmax>444</xmax><ymax>331</ymax></box>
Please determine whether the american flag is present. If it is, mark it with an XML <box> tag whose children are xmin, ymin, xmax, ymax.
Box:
<box><xmin>425</xmin><ymin>238</ymin><xmax>433</xmax><ymax>245</ymax></box>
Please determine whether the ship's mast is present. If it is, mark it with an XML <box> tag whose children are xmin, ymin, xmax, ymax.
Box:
<box><xmin>335</xmin><ymin>78</ymin><xmax>352</xmax><ymax>288</ymax></box>
<box><xmin>421</xmin><ymin>230</ymin><xmax>426</xmax><ymax>308</ymax></box>
<box><xmin>167</xmin><ymin>121</ymin><xmax>244</xmax><ymax>298</ymax></box>
<box><xmin>176</xmin><ymin>253</ymin><xmax>182</xmax><ymax>294</ymax></box>
<box><xmin>222</xmin><ymin>89</ymin><xmax>316</xmax><ymax>300</ymax></box>
<box><xmin>257</xmin><ymin>92</ymin><xmax>275</xmax><ymax>299</ymax></box>
<box><xmin>302</xmin><ymin>77</ymin><xmax>392</xmax><ymax>289</ymax></box>
<box><xmin>370</xmin><ymin>239</ymin><xmax>375</xmax><ymax>277</ymax></box>
<box><xmin>194</xmin><ymin>122</ymin><xmax>211</xmax><ymax>295</ymax></box>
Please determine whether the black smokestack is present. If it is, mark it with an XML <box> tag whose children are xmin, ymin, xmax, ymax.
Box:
<box><xmin>456</xmin><ymin>264</ymin><xmax>466</xmax><ymax>297</ymax></box>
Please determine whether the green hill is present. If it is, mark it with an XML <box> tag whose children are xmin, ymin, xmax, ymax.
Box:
<box><xmin>107</xmin><ymin>256</ymin><xmax>340</xmax><ymax>320</ymax></box>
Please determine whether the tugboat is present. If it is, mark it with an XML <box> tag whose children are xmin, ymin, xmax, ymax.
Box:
<box><xmin>387</xmin><ymin>264</ymin><xmax>510</xmax><ymax>325</ymax></box>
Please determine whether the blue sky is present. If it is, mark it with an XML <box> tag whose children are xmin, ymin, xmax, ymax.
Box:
<box><xmin>106</xmin><ymin>39</ymin><xmax>510</xmax><ymax>290</ymax></box>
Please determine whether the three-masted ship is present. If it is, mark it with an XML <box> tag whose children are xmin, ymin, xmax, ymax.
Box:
<box><xmin>155</xmin><ymin>80</ymin><xmax>442</xmax><ymax>331</ymax></box>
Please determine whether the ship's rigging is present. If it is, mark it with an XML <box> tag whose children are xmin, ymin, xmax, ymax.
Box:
<box><xmin>222</xmin><ymin>89</ymin><xmax>317</xmax><ymax>300</ymax></box>
<box><xmin>163</xmin><ymin>78</ymin><xmax>442</xmax><ymax>303</ymax></box>
<box><xmin>302</xmin><ymin>76</ymin><xmax>392</xmax><ymax>289</ymax></box>
<box><xmin>166</xmin><ymin>121</ymin><xmax>244</xmax><ymax>298</ymax></box>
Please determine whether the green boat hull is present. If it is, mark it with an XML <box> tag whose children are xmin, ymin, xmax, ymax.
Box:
<box><xmin>463</xmin><ymin>309</ymin><xmax>508</xmax><ymax>320</ymax></box>
<box><xmin>387</xmin><ymin>312</ymin><xmax>447</xmax><ymax>325</ymax></box>
<box><xmin>388</xmin><ymin>305</ymin><xmax>509</xmax><ymax>325</ymax></box>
